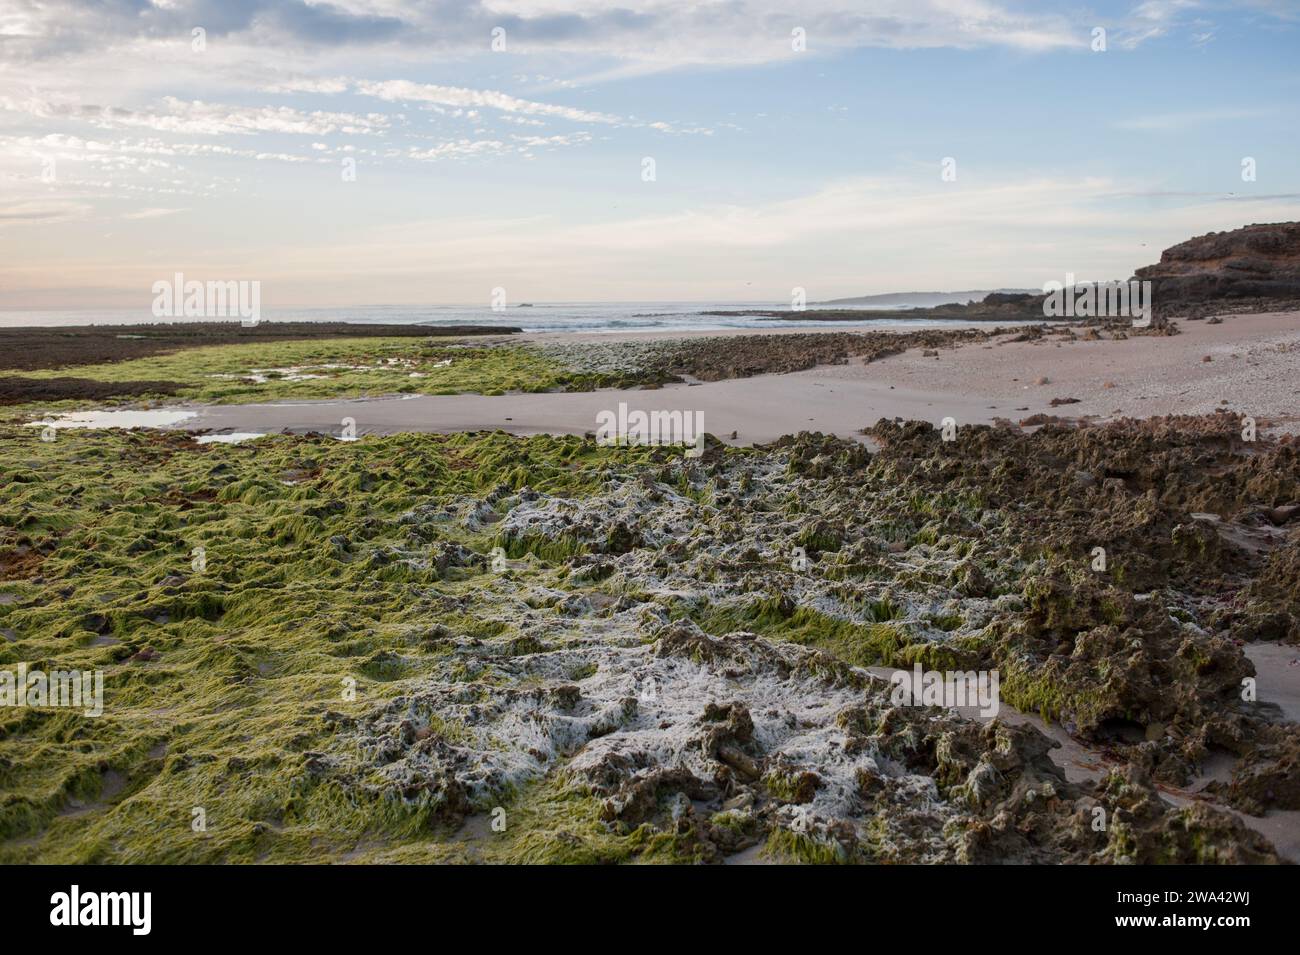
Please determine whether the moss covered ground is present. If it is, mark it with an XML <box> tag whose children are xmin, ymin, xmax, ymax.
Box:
<box><xmin>0</xmin><ymin>424</ymin><xmax>699</xmax><ymax>863</ymax></box>
<box><xmin>3</xmin><ymin>407</ymin><xmax>1294</xmax><ymax>864</ymax></box>
<box><xmin>2</xmin><ymin>336</ymin><xmax>621</xmax><ymax>414</ymax></box>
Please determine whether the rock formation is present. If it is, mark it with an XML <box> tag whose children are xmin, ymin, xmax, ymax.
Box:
<box><xmin>1136</xmin><ymin>222</ymin><xmax>1300</xmax><ymax>314</ymax></box>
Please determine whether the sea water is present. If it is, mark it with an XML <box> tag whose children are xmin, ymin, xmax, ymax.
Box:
<box><xmin>0</xmin><ymin>301</ymin><xmax>992</xmax><ymax>334</ymax></box>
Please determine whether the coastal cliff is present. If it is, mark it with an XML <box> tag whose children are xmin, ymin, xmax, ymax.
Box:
<box><xmin>1136</xmin><ymin>222</ymin><xmax>1300</xmax><ymax>311</ymax></box>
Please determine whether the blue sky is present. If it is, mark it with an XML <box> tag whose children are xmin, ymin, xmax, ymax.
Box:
<box><xmin>1</xmin><ymin>0</ymin><xmax>1297</xmax><ymax>307</ymax></box>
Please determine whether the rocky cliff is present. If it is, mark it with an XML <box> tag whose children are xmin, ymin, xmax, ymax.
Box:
<box><xmin>1136</xmin><ymin>221</ymin><xmax>1300</xmax><ymax>312</ymax></box>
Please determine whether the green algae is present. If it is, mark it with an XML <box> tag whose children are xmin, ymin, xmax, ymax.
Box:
<box><xmin>0</xmin><ymin>424</ymin><xmax>671</xmax><ymax>863</ymax></box>
<box><xmin>691</xmin><ymin>601</ymin><xmax>939</xmax><ymax>669</ymax></box>
<box><xmin>997</xmin><ymin>653</ymin><xmax>1113</xmax><ymax>728</ymax></box>
<box><xmin>4</xmin><ymin>411</ymin><xmax>1288</xmax><ymax>864</ymax></box>
<box><xmin>763</xmin><ymin>827</ymin><xmax>856</xmax><ymax>864</ymax></box>
<box><xmin>5</xmin><ymin>337</ymin><xmax>591</xmax><ymax>413</ymax></box>
<box><xmin>501</xmin><ymin>531</ymin><xmax>589</xmax><ymax>563</ymax></box>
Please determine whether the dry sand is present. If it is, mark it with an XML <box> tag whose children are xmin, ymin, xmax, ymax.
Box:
<box><xmin>160</xmin><ymin>309</ymin><xmax>1299</xmax><ymax>443</ymax></box>
<box><xmin>850</xmin><ymin>309</ymin><xmax>1300</xmax><ymax>430</ymax></box>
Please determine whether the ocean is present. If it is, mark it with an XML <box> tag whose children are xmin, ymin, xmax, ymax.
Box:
<box><xmin>0</xmin><ymin>301</ymin><xmax>995</xmax><ymax>333</ymax></box>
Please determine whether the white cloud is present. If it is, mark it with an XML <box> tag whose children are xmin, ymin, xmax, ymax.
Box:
<box><xmin>353</xmin><ymin>79</ymin><xmax>712</xmax><ymax>134</ymax></box>
<box><xmin>404</xmin><ymin>130</ymin><xmax>592</xmax><ymax>161</ymax></box>
<box><xmin>0</xmin><ymin>96</ymin><xmax>391</xmax><ymax>137</ymax></box>
<box><xmin>354</xmin><ymin>80</ymin><xmax>622</xmax><ymax>125</ymax></box>
<box><xmin>0</xmin><ymin>197</ymin><xmax>93</xmax><ymax>226</ymax></box>
<box><xmin>407</xmin><ymin>139</ymin><xmax>508</xmax><ymax>161</ymax></box>
<box><xmin>262</xmin><ymin>76</ymin><xmax>351</xmax><ymax>95</ymax></box>
<box><xmin>3</xmin><ymin>0</ymin><xmax>1085</xmax><ymax>73</ymax></box>
<box><xmin>122</xmin><ymin>207</ymin><xmax>187</xmax><ymax>220</ymax></box>
<box><xmin>1113</xmin><ymin>0</ymin><xmax>1222</xmax><ymax>49</ymax></box>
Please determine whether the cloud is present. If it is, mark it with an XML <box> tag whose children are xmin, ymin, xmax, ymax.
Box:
<box><xmin>407</xmin><ymin>139</ymin><xmax>508</xmax><ymax>161</ymax></box>
<box><xmin>0</xmin><ymin>197</ymin><xmax>92</xmax><ymax>225</ymax></box>
<box><xmin>0</xmin><ymin>0</ymin><xmax>408</xmax><ymax>60</ymax></box>
<box><xmin>262</xmin><ymin>75</ymin><xmax>351</xmax><ymax>95</ymax></box>
<box><xmin>3</xmin><ymin>0</ymin><xmax>1086</xmax><ymax>73</ymax></box>
<box><xmin>1110</xmin><ymin>0</ymin><xmax>1246</xmax><ymax>50</ymax></box>
<box><xmin>5</xmin><ymin>0</ymin><xmax>1296</xmax><ymax>86</ymax></box>
<box><xmin>123</xmin><ymin>207</ymin><xmax>187</xmax><ymax>220</ymax></box>
<box><xmin>353</xmin><ymin>79</ymin><xmax>714</xmax><ymax>134</ymax></box>
<box><xmin>404</xmin><ymin>131</ymin><xmax>593</xmax><ymax>162</ymax></box>
<box><xmin>355</xmin><ymin>80</ymin><xmax>622</xmax><ymax>125</ymax></box>
<box><xmin>0</xmin><ymin>131</ymin><xmax>328</xmax><ymax>162</ymax></box>
<box><xmin>1</xmin><ymin>96</ymin><xmax>390</xmax><ymax>136</ymax></box>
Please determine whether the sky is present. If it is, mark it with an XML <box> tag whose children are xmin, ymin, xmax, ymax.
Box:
<box><xmin>1</xmin><ymin>0</ymin><xmax>1298</xmax><ymax>308</ymax></box>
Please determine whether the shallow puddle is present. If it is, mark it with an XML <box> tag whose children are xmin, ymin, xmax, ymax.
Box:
<box><xmin>193</xmin><ymin>432</ymin><xmax>267</xmax><ymax>445</ymax></box>
<box><xmin>27</xmin><ymin>409</ymin><xmax>196</xmax><ymax>430</ymax></box>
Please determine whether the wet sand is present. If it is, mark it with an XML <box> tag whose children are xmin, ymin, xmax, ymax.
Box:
<box><xmin>1247</xmin><ymin>643</ymin><xmax>1300</xmax><ymax>724</ymax></box>
<box><xmin>143</xmin><ymin>377</ymin><xmax>963</xmax><ymax>445</ymax></box>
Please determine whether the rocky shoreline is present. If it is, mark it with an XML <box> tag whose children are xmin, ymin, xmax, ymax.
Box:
<box><xmin>5</xmin><ymin>404</ymin><xmax>1293</xmax><ymax>863</ymax></box>
<box><xmin>301</xmin><ymin>413</ymin><xmax>1300</xmax><ymax>862</ymax></box>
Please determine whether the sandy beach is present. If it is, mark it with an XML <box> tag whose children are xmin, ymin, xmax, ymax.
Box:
<box><xmin>845</xmin><ymin>309</ymin><xmax>1300</xmax><ymax>429</ymax></box>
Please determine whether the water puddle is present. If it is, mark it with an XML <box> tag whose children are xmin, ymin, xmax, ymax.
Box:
<box><xmin>205</xmin><ymin>358</ymin><xmax>448</xmax><ymax>385</ymax></box>
<box><xmin>27</xmin><ymin>409</ymin><xmax>196</xmax><ymax>430</ymax></box>
<box><xmin>193</xmin><ymin>432</ymin><xmax>267</xmax><ymax>445</ymax></box>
